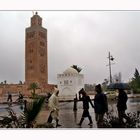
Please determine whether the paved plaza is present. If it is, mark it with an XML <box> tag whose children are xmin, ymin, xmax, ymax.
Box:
<box><xmin>37</xmin><ymin>101</ymin><xmax>98</xmax><ymax>129</ymax></box>
<box><xmin>0</xmin><ymin>97</ymin><xmax>140</xmax><ymax>128</ymax></box>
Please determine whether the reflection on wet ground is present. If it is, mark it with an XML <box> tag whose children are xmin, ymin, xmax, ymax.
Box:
<box><xmin>56</xmin><ymin>98</ymin><xmax>140</xmax><ymax>128</ymax></box>
<box><xmin>0</xmin><ymin>98</ymin><xmax>140</xmax><ymax>128</ymax></box>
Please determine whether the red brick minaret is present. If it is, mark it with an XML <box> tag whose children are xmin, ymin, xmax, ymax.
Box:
<box><xmin>25</xmin><ymin>12</ymin><xmax>48</xmax><ymax>86</ymax></box>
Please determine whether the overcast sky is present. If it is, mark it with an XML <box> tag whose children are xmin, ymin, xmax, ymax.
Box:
<box><xmin>0</xmin><ymin>11</ymin><xmax>140</xmax><ymax>84</ymax></box>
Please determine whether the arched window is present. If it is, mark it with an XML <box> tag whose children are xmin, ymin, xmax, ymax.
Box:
<box><xmin>64</xmin><ymin>80</ymin><xmax>68</xmax><ymax>85</ymax></box>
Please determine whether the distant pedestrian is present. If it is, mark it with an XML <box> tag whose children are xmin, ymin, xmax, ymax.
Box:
<box><xmin>117</xmin><ymin>89</ymin><xmax>129</xmax><ymax>124</ymax></box>
<box><xmin>19</xmin><ymin>92</ymin><xmax>23</xmax><ymax>100</ymax></box>
<box><xmin>16</xmin><ymin>92</ymin><xmax>24</xmax><ymax>103</ymax></box>
<box><xmin>47</xmin><ymin>87</ymin><xmax>61</xmax><ymax>127</ymax></box>
<box><xmin>94</xmin><ymin>84</ymin><xmax>108</xmax><ymax>127</ymax></box>
<box><xmin>77</xmin><ymin>88</ymin><xmax>94</xmax><ymax>126</ymax></box>
<box><xmin>7</xmin><ymin>92</ymin><xmax>12</xmax><ymax>102</ymax></box>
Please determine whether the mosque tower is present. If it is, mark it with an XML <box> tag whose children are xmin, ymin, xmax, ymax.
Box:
<box><xmin>25</xmin><ymin>12</ymin><xmax>48</xmax><ymax>86</ymax></box>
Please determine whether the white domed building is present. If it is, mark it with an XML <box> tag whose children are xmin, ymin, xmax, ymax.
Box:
<box><xmin>57</xmin><ymin>67</ymin><xmax>84</xmax><ymax>100</ymax></box>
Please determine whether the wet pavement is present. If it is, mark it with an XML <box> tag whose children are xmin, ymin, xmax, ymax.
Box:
<box><xmin>37</xmin><ymin>101</ymin><xmax>98</xmax><ymax>129</ymax></box>
<box><xmin>37</xmin><ymin>98</ymin><xmax>140</xmax><ymax>129</ymax></box>
<box><xmin>0</xmin><ymin>97</ymin><xmax>140</xmax><ymax>128</ymax></box>
<box><xmin>58</xmin><ymin>101</ymin><xmax>97</xmax><ymax>128</ymax></box>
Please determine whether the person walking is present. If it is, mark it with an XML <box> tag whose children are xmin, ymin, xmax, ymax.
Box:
<box><xmin>77</xmin><ymin>88</ymin><xmax>94</xmax><ymax>126</ymax></box>
<box><xmin>7</xmin><ymin>92</ymin><xmax>12</xmax><ymax>102</ymax></box>
<box><xmin>94</xmin><ymin>84</ymin><xmax>108</xmax><ymax>127</ymax></box>
<box><xmin>47</xmin><ymin>87</ymin><xmax>61</xmax><ymax>127</ymax></box>
<box><xmin>16</xmin><ymin>91</ymin><xmax>24</xmax><ymax>103</ymax></box>
<box><xmin>117</xmin><ymin>89</ymin><xmax>129</xmax><ymax>124</ymax></box>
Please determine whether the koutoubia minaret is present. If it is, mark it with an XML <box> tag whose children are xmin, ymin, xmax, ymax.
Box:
<box><xmin>25</xmin><ymin>12</ymin><xmax>48</xmax><ymax>86</ymax></box>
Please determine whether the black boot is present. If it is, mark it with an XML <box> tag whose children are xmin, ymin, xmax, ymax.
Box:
<box><xmin>88</xmin><ymin>116</ymin><xmax>93</xmax><ymax>126</ymax></box>
<box><xmin>77</xmin><ymin>117</ymin><xmax>84</xmax><ymax>126</ymax></box>
<box><xmin>56</xmin><ymin>119</ymin><xmax>62</xmax><ymax>127</ymax></box>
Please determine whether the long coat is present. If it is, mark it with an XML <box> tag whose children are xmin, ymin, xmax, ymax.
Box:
<box><xmin>48</xmin><ymin>93</ymin><xmax>59</xmax><ymax>120</ymax></box>
<box><xmin>94</xmin><ymin>93</ymin><xmax>108</xmax><ymax>114</ymax></box>
<box><xmin>79</xmin><ymin>95</ymin><xmax>94</xmax><ymax>110</ymax></box>
<box><xmin>117</xmin><ymin>90</ymin><xmax>128</xmax><ymax>111</ymax></box>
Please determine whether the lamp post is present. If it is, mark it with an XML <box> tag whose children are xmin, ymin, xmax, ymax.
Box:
<box><xmin>108</xmin><ymin>52</ymin><xmax>114</xmax><ymax>84</ymax></box>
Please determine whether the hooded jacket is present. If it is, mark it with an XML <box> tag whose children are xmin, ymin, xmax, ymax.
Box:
<box><xmin>94</xmin><ymin>92</ymin><xmax>108</xmax><ymax>114</ymax></box>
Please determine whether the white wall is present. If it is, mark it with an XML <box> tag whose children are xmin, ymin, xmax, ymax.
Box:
<box><xmin>57</xmin><ymin>73</ymin><xmax>84</xmax><ymax>100</ymax></box>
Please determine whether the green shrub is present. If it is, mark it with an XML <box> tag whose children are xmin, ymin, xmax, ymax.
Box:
<box><xmin>103</xmin><ymin>111</ymin><xmax>140</xmax><ymax>128</ymax></box>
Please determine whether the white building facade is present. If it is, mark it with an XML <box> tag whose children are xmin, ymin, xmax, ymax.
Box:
<box><xmin>57</xmin><ymin>67</ymin><xmax>84</xmax><ymax>100</ymax></box>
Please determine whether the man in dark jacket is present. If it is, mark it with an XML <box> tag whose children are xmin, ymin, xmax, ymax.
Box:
<box><xmin>7</xmin><ymin>92</ymin><xmax>12</xmax><ymax>102</ymax></box>
<box><xmin>94</xmin><ymin>84</ymin><xmax>108</xmax><ymax>127</ymax></box>
<box><xmin>117</xmin><ymin>89</ymin><xmax>129</xmax><ymax>124</ymax></box>
<box><xmin>77</xmin><ymin>88</ymin><xmax>94</xmax><ymax>126</ymax></box>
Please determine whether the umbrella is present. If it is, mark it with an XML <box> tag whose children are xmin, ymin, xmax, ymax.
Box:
<box><xmin>107</xmin><ymin>82</ymin><xmax>131</xmax><ymax>90</ymax></box>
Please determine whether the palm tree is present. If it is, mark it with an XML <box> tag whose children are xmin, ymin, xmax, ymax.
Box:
<box><xmin>28</xmin><ymin>83</ymin><xmax>40</xmax><ymax>98</ymax></box>
<box><xmin>4</xmin><ymin>80</ymin><xmax>7</xmax><ymax>85</ymax></box>
<box><xmin>19</xmin><ymin>81</ymin><xmax>22</xmax><ymax>84</ymax></box>
<box><xmin>21</xmin><ymin>96</ymin><xmax>45</xmax><ymax>128</ymax></box>
<box><xmin>71</xmin><ymin>65</ymin><xmax>82</xmax><ymax>73</ymax></box>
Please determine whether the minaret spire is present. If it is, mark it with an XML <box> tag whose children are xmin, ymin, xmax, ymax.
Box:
<box><xmin>31</xmin><ymin>12</ymin><xmax>42</xmax><ymax>26</ymax></box>
<box><xmin>32</xmin><ymin>11</ymin><xmax>35</xmax><ymax>16</ymax></box>
<box><xmin>32</xmin><ymin>11</ymin><xmax>38</xmax><ymax>16</ymax></box>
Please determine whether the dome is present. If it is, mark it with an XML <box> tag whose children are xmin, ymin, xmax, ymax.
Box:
<box><xmin>63</xmin><ymin>67</ymin><xmax>78</xmax><ymax>74</ymax></box>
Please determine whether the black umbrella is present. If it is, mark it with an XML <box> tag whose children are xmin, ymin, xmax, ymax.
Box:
<box><xmin>107</xmin><ymin>83</ymin><xmax>131</xmax><ymax>90</ymax></box>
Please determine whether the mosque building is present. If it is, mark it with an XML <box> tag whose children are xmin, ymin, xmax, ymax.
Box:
<box><xmin>57</xmin><ymin>67</ymin><xmax>84</xmax><ymax>100</ymax></box>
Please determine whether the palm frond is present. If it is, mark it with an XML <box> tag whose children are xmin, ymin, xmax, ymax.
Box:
<box><xmin>28</xmin><ymin>82</ymin><xmax>40</xmax><ymax>90</ymax></box>
<box><xmin>71</xmin><ymin>65</ymin><xmax>82</xmax><ymax>73</ymax></box>
<box><xmin>21</xmin><ymin>96</ymin><xmax>45</xmax><ymax>127</ymax></box>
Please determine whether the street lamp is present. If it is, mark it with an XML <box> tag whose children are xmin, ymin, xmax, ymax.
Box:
<box><xmin>107</xmin><ymin>52</ymin><xmax>114</xmax><ymax>84</ymax></box>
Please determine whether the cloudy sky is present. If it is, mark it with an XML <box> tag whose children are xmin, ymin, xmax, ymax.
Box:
<box><xmin>0</xmin><ymin>11</ymin><xmax>140</xmax><ymax>84</ymax></box>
